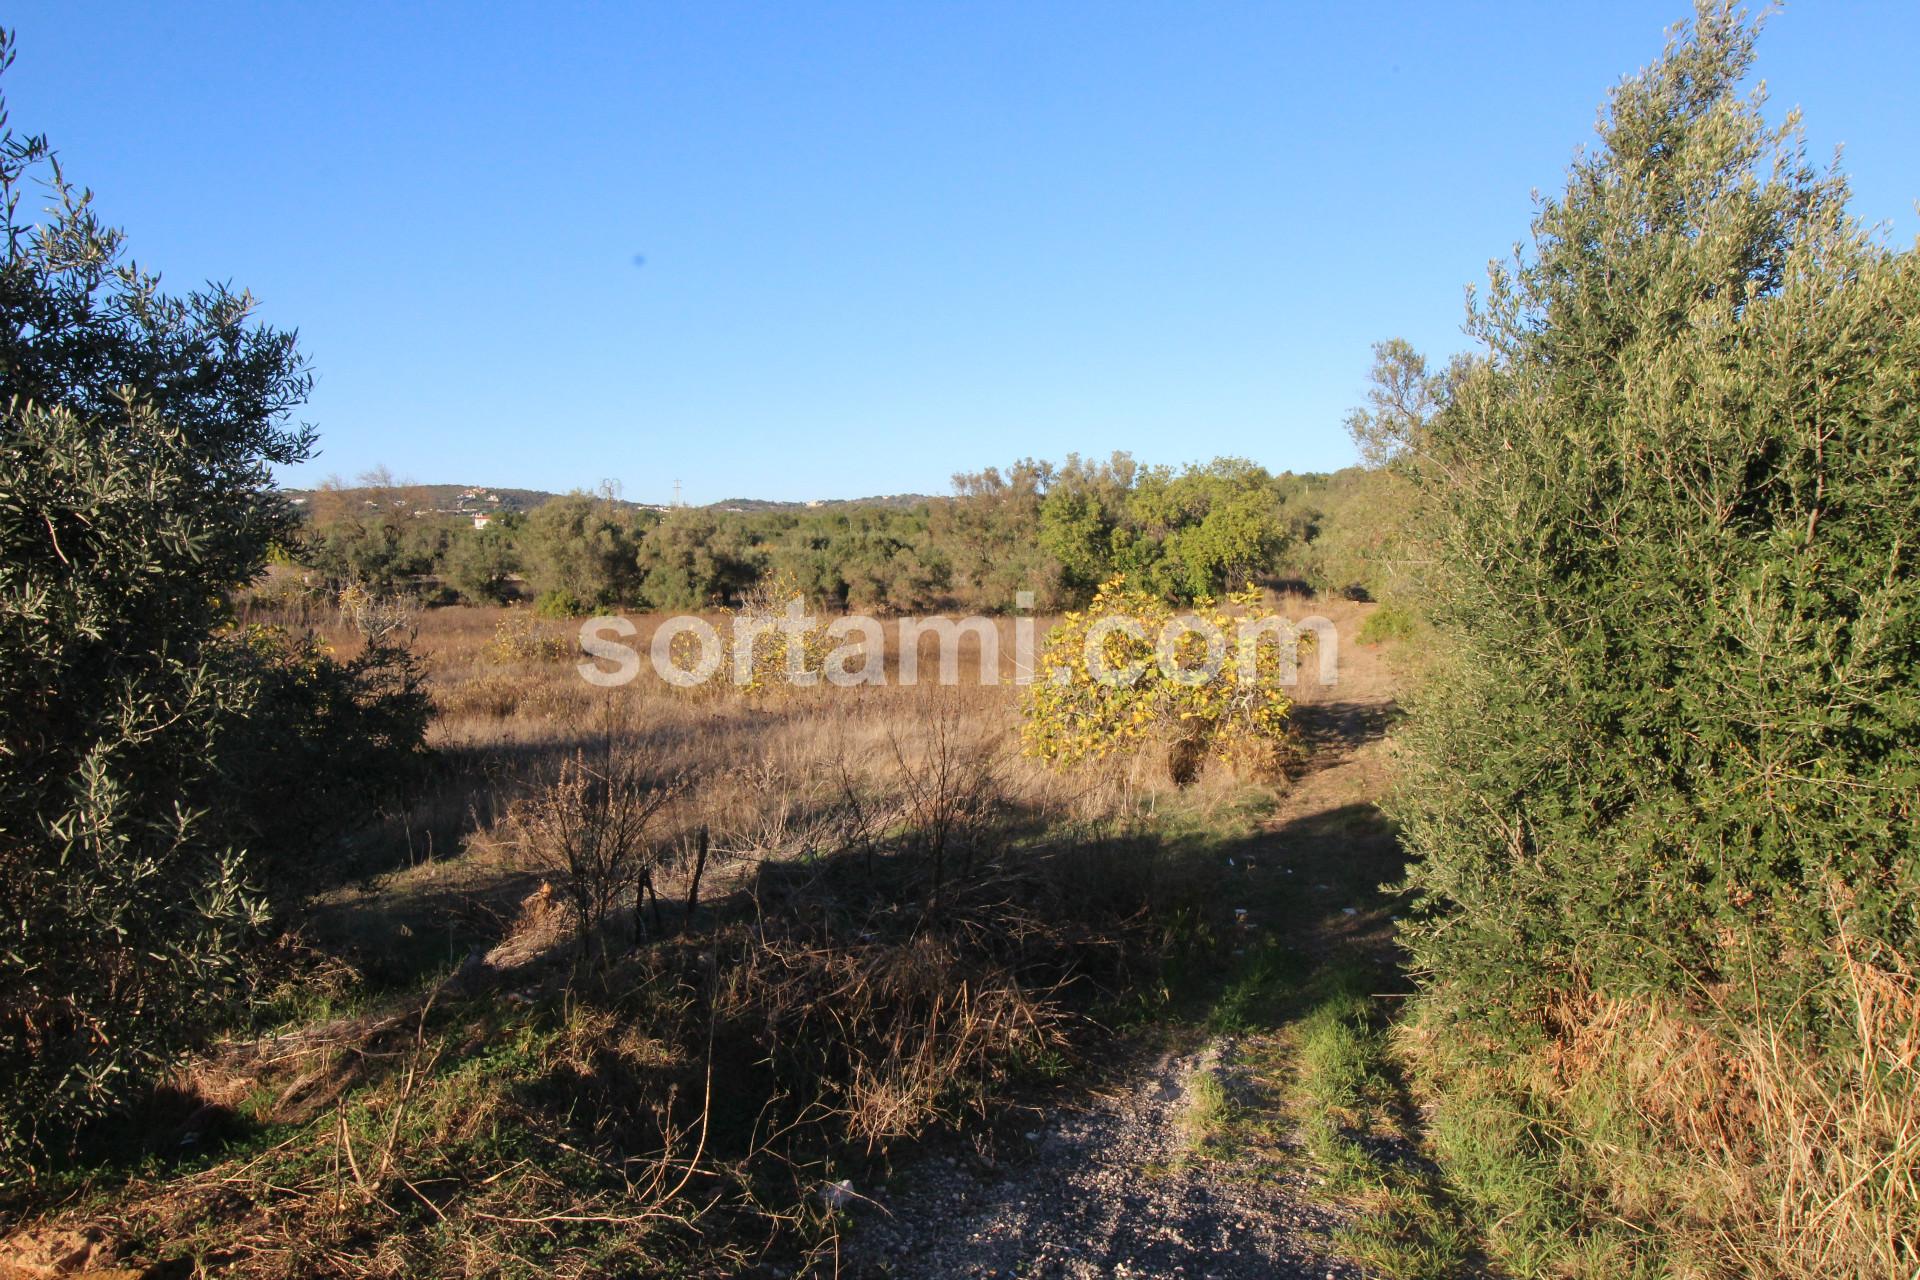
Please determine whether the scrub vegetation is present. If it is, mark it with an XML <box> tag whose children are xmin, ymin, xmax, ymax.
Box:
<box><xmin>3</xmin><ymin>5</ymin><xmax>1915</xmax><ymax>1278</ymax></box>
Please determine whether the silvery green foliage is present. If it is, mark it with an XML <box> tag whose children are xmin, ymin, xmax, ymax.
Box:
<box><xmin>0</xmin><ymin>29</ymin><xmax>314</xmax><ymax>1169</ymax></box>
<box><xmin>1343</xmin><ymin>338</ymin><xmax>1446</xmax><ymax>468</ymax></box>
<box><xmin>1393</xmin><ymin>3</ymin><xmax>1919</xmax><ymax>1029</ymax></box>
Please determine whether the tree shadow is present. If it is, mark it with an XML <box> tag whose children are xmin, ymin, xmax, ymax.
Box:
<box><xmin>1284</xmin><ymin>697</ymin><xmax>1401</xmax><ymax>763</ymax></box>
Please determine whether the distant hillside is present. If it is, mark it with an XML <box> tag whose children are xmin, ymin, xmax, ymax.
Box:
<box><xmin>280</xmin><ymin>483</ymin><xmax>938</xmax><ymax>516</ymax></box>
<box><xmin>280</xmin><ymin>484</ymin><xmax>582</xmax><ymax>514</ymax></box>
<box><xmin>706</xmin><ymin>493</ymin><xmax>939</xmax><ymax>513</ymax></box>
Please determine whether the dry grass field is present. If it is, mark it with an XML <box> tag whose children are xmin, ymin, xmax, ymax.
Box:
<box><xmin>0</xmin><ymin>591</ymin><xmax>1371</xmax><ymax>1278</ymax></box>
<box><xmin>298</xmin><ymin>602</ymin><xmax>1276</xmax><ymax>968</ymax></box>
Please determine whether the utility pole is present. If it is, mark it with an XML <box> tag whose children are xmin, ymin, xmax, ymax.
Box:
<box><xmin>672</xmin><ymin>479</ymin><xmax>682</xmax><ymax>508</ymax></box>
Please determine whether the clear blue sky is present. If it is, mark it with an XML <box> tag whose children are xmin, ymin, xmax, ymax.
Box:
<box><xmin>5</xmin><ymin>3</ymin><xmax>1914</xmax><ymax>504</ymax></box>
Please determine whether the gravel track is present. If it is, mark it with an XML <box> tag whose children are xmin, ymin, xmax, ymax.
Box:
<box><xmin>835</xmin><ymin>1037</ymin><xmax>1367</xmax><ymax>1279</ymax></box>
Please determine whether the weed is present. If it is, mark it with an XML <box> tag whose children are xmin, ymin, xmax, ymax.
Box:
<box><xmin>1354</xmin><ymin>604</ymin><xmax>1419</xmax><ymax>647</ymax></box>
<box><xmin>1181</xmin><ymin>1066</ymin><xmax>1235</xmax><ymax>1155</ymax></box>
<box><xmin>484</xmin><ymin>609</ymin><xmax>573</xmax><ymax>663</ymax></box>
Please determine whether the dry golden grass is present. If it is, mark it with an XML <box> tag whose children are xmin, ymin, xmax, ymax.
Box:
<box><xmin>1405</xmin><ymin>934</ymin><xmax>1920</xmax><ymax>1280</ymax></box>
<box><xmin>1693</xmin><ymin>941</ymin><xmax>1916</xmax><ymax>1279</ymax></box>
<box><xmin>280</xmin><ymin>598</ymin><xmax>1281</xmax><ymax>940</ymax></box>
<box><xmin>2</xmin><ymin>592</ymin><xmax>1312</xmax><ymax>1277</ymax></box>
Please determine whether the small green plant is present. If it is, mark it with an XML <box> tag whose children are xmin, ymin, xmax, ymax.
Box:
<box><xmin>1354</xmin><ymin>604</ymin><xmax>1418</xmax><ymax>647</ymax></box>
<box><xmin>533</xmin><ymin>586</ymin><xmax>588</xmax><ymax>618</ymax></box>
<box><xmin>1180</xmin><ymin>1065</ymin><xmax>1236</xmax><ymax>1156</ymax></box>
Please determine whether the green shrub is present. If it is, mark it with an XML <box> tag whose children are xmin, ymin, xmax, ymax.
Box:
<box><xmin>1356</xmin><ymin>605</ymin><xmax>1419</xmax><ymax>647</ymax></box>
<box><xmin>1395</xmin><ymin>1</ymin><xmax>1919</xmax><ymax>1032</ymax></box>
<box><xmin>446</xmin><ymin>523</ymin><xmax>520</xmax><ymax>603</ymax></box>
<box><xmin>534</xmin><ymin>586</ymin><xmax>588</xmax><ymax>618</ymax></box>
<box><xmin>300</xmin><ymin>490</ymin><xmax>438</xmax><ymax>593</ymax></box>
<box><xmin>522</xmin><ymin>490</ymin><xmax>651</xmax><ymax>607</ymax></box>
<box><xmin>634</xmin><ymin>504</ymin><xmax>759</xmax><ymax>609</ymax></box>
<box><xmin>1388</xmin><ymin>6</ymin><xmax>1919</xmax><ymax>1272</ymax></box>
<box><xmin>219</xmin><ymin>626</ymin><xmax>433</xmax><ymax>896</ymax></box>
<box><xmin>0</xmin><ymin>34</ymin><xmax>426</xmax><ymax>1171</ymax></box>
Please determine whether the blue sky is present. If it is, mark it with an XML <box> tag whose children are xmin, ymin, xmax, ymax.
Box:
<box><xmin>5</xmin><ymin>3</ymin><xmax>1915</xmax><ymax>504</ymax></box>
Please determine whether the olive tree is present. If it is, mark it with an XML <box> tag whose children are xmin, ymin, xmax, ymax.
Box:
<box><xmin>0</xmin><ymin>31</ymin><xmax>368</xmax><ymax>1167</ymax></box>
<box><xmin>1394</xmin><ymin>3</ymin><xmax>1920</xmax><ymax>1032</ymax></box>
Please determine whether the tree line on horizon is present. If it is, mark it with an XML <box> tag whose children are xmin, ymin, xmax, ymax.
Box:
<box><xmin>291</xmin><ymin>453</ymin><xmax>1404</xmax><ymax>614</ymax></box>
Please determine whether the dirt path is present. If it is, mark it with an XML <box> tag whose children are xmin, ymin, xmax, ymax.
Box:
<box><xmin>835</xmin><ymin>626</ymin><xmax>1405</xmax><ymax>1279</ymax></box>
<box><xmin>832</xmin><ymin>1039</ymin><xmax>1365</xmax><ymax>1279</ymax></box>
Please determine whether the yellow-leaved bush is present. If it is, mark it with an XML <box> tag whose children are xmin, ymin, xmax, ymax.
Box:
<box><xmin>1021</xmin><ymin>577</ymin><xmax>1295</xmax><ymax>784</ymax></box>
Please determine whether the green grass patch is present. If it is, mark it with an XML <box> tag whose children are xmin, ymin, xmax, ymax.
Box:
<box><xmin>1180</xmin><ymin>1065</ymin><xmax>1235</xmax><ymax>1155</ymax></box>
<box><xmin>1355</xmin><ymin>604</ymin><xmax>1421</xmax><ymax>646</ymax></box>
<box><xmin>1208</xmin><ymin>938</ymin><xmax>1309</xmax><ymax>1034</ymax></box>
<box><xmin>1334</xmin><ymin>1170</ymin><xmax>1478</xmax><ymax>1280</ymax></box>
<box><xmin>1289</xmin><ymin>968</ymin><xmax>1472</xmax><ymax>1278</ymax></box>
